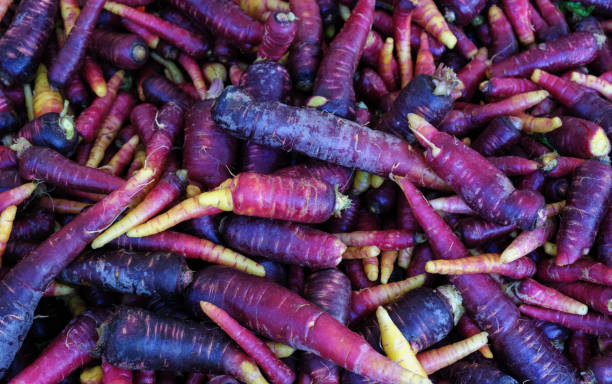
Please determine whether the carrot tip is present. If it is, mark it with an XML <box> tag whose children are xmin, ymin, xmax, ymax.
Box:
<box><xmin>440</xmin><ymin>31</ymin><xmax>457</xmax><ymax>49</ymax></box>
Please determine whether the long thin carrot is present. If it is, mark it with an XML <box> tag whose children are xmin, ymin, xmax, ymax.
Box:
<box><xmin>0</xmin><ymin>205</ymin><xmax>16</xmax><ymax>265</ymax></box>
<box><xmin>416</xmin><ymin>332</ymin><xmax>489</xmax><ymax>374</ymax></box>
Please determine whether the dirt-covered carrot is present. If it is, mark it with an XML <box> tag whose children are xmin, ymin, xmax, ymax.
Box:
<box><xmin>415</xmin><ymin>31</ymin><xmax>435</xmax><ymax>77</ymax></box>
<box><xmin>520</xmin><ymin>305</ymin><xmax>612</xmax><ymax>337</ymax></box>
<box><xmin>480</xmin><ymin>78</ymin><xmax>539</xmax><ymax>100</ymax></box>
<box><xmin>489</xmin><ymin>32</ymin><xmax>599</xmax><ymax>78</ymax></box>
<box><xmin>200</xmin><ymin>301</ymin><xmax>295</xmax><ymax>384</ymax></box>
<box><xmin>555</xmin><ymin>160</ymin><xmax>612</xmax><ymax>266</ymax></box>
<box><xmin>393</xmin><ymin>1</ymin><xmax>415</xmax><ymax>87</ymax></box>
<box><xmin>425</xmin><ymin>253</ymin><xmax>536</xmax><ymax>279</ymax></box>
<box><xmin>0</xmin><ymin>0</ymin><xmax>58</xmax><ymax>86</ymax></box>
<box><xmin>48</xmin><ymin>0</ymin><xmax>105</xmax><ymax>89</ymax></box>
<box><xmin>417</xmin><ymin>332</ymin><xmax>489</xmax><ymax>374</ymax></box>
<box><xmin>309</xmin><ymin>0</ymin><xmax>374</xmax><ymax>119</ymax></box>
<box><xmin>186</xmin><ymin>266</ymin><xmax>429</xmax><ymax>384</ymax></box>
<box><xmin>0</xmin><ymin>183</ymin><xmax>36</xmax><ymax>213</ymax></box>
<box><xmin>349</xmin><ymin>274</ymin><xmax>426</xmax><ymax>322</ymax></box>
<box><xmin>546</xmin><ymin>117</ymin><xmax>610</xmax><ymax>158</ymax></box>
<box><xmin>500</xmin><ymin>218</ymin><xmax>555</xmax><ymax>263</ymax></box>
<box><xmin>457</xmin><ymin>47</ymin><xmax>489</xmax><ymax>100</ymax></box>
<box><xmin>408</xmin><ymin>114</ymin><xmax>546</xmax><ymax>230</ymax></box>
<box><xmin>0</xmin><ymin>167</ymin><xmax>153</xmax><ymax>376</ymax></box>
<box><xmin>15</xmin><ymin>140</ymin><xmax>125</xmax><ymax>194</ymax></box>
<box><xmin>8</xmin><ymin>309</ymin><xmax>110</xmax><ymax>384</ymax></box>
<box><xmin>82</xmin><ymin>56</ymin><xmax>106</xmax><ymax>97</ymax></box>
<box><xmin>412</xmin><ymin>0</ymin><xmax>456</xmax><ymax>49</ymax></box>
<box><xmin>554</xmin><ymin>282</ymin><xmax>612</xmax><ymax>315</ymax></box>
<box><xmin>0</xmin><ymin>205</ymin><xmax>16</xmax><ymax>265</ymax></box>
<box><xmin>89</xmin><ymin>30</ymin><xmax>149</xmax><ymax>70</ymax></box>
<box><xmin>100</xmin><ymin>307</ymin><xmax>268</xmax><ymax>383</ymax></box>
<box><xmin>512</xmin><ymin>278</ymin><xmax>588</xmax><ymax>315</ymax></box>
<box><xmin>334</xmin><ymin>230</ymin><xmax>415</xmax><ymax>251</ymax></box>
<box><xmin>394</xmin><ymin>175</ymin><xmax>577</xmax><ymax>384</ymax></box>
<box><xmin>32</xmin><ymin>65</ymin><xmax>63</xmax><ymax>118</ymax></box>
<box><xmin>212</xmin><ymin>87</ymin><xmax>446</xmax><ymax>189</ymax></box>
<box><xmin>76</xmin><ymin>70</ymin><xmax>125</xmax><ymax>142</ymax></box>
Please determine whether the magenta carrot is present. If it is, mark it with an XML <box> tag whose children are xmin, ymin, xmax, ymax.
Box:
<box><xmin>0</xmin><ymin>167</ymin><xmax>153</xmax><ymax>375</ymax></box>
<box><xmin>501</xmin><ymin>0</ymin><xmax>533</xmax><ymax>45</ymax></box>
<box><xmin>100</xmin><ymin>134</ymin><xmax>140</xmax><ymax>176</ymax></box>
<box><xmin>457</xmin><ymin>47</ymin><xmax>489</xmax><ymax>100</ymax></box>
<box><xmin>141</xmin><ymin>74</ymin><xmax>194</xmax><ymax>111</ymax></box>
<box><xmin>0</xmin><ymin>0</ymin><xmax>58</xmax><ymax>86</ymax></box>
<box><xmin>512</xmin><ymin>278</ymin><xmax>588</xmax><ymax>315</ymax></box>
<box><xmin>539</xmin><ymin>153</ymin><xmax>584</xmax><ymax>178</ymax></box>
<box><xmin>599</xmin><ymin>207</ymin><xmax>612</xmax><ymax>267</ymax></box>
<box><xmin>408</xmin><ymin>113</ymin><xmax>545</xmax><ymax>230</ymax></box>
<box><xmin>480</xmin><ymin>78</ymin><xmax>539</xmax><ymax>99</ymax></box>
<box><xmin>393</xmin><ymin>1</ymin><xmax>415</xmax><ymax>87</ymax></box>
<box><xmin>538</xmin><ymin>258</ymin><xmax>612</xmax><ymax>286</ymax></box>
<box><xmin>257</xmin><ymin>11</ymin><xmax>297</xmax><ymax>61</ymax></box>
<box><xmin>501</xmin><ymin>218</ymin><xmax>556</xmax><ymax>262</ymax></box>
<box><xmin>554</xmin><ymin>282</ymin><xmax>612</xmax><ymax>315</ymax></box>
<box><xmin>8</xmin><ymin>309</ymin><xmax>110</xmax><ymax>384</ymax></box>
<box><xmin>334</xmin><ymin>230</ymin><xmax>415</xmax><ymax>251</ymax></box>
<box><xmin>89</xmin><ymin>30</ymin><xmax>149</xmax><ymax>70</ymax></box>
<box><xmin>378</xmin><ymin>37</ymin><xmax>398</xmax><ymax>91</ymax></box>
<box><xmin>520</xmin><ymin>305</ymin><xmax>612</xmax><ymax>337</ymax></box>
<box><xmin>487</xmin><ymin>156</ymin><xmax>541</xmax><ymax>176</ymax></box>
<box><xmin>0</xmin><ymin>183</ymin><xmax>36</xmax><ymax>213</ymax></box>
<box><xmin>177</xmin><ymin>54</ymin><xmax>206</xmax><ymax>100</ymax></box>
<box><xmin>311</xmin><ymin>0</ymin><xmax>374</xmax><ymax>119</ymax></box>
<box><xmin>186</xmin><ymin>266</ymin><xmax>429</xmax><ymax>384</ymax></box>
<box><xmin>102</xmin><ymin>358</ymin><xmax>133</xmax><ymax>384</ymax></box>
<box><xmin>212</xmin><ymin>86</ymin><xmax>446</xmax><ymax>190</ymax></box>
<box><xmin>414</xmin><ymin>31</ymin><xmax>435</xmax><ymax>76</ymax></box>
<box><xmin>556</xmin><ymin>160</ymin><xmax>612</xmax><ymax>266</ymax></box>
<box><xmin>425</xmin><ymin>253</ymin><xmax>536</xmax><ymax>279</ymax></box>
<box><xmin>412</xmin><ymin>0</ymin><xmax>456</xmax><ymax>49</ymax></box>
<box><xmin>39</xmin><ymin>197</ymin><xmax>89</xmax><ymax>215</ymax></box>
<box><xmin>546</xmin><ymin>117</ymin><xmax>611</xmax><ymax>158</ymax></box>
<box><xmin>487</xmin><ymin>5</ymin><xmax>518</xmax><ymax>63</ymax></box>
<box><xmin>81</xmin><ymin>56</ymin><xmax>106</xmax><ymax>97</ymax></box>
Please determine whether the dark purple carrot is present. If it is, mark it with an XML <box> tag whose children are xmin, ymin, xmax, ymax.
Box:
<box><xmin>489</xmin><ymin>32</ymin><xmax>599</xmax><ymax>78</ymax></box>
<box><xmin>289</xmin><ymin>0</ymin><xmax>322</xmax><ymax>92</ymax></box>
<box><xmin>65</xmin><ymin>74</ymin><xmax>91</xmax><ymax>113</ymax></box>
<box><xmin>0</xmin><ymin>87</ymin><xmax>19</xmax><ymax>135</ymax></box>
<box><xmin>590</xmin><ymin>354</ymin><xmax>612</xmax><ymax>384</ymax></box>
<box><xmin>8</xmin><ymin>309</ymin><xmax>110</xmax><ymax>384</ymax></box>
<box><xmin>89</xmin><ymin>30</ymin><xmax>149</xmax><ymax>70</ymax></box>
<box><xmin>0</xmin><ymin>147</ymin><xmax>16</xmax><ymax>170</ymax></box>
<box><xmin>58</xmin><ymin>250</ymin><xmax>192</xmax><ymax>297</ymax></box>
<box><xmin>48</xmin><ymin>0</ymin><xmax>105</xmax><ymax>89</ymax></box>
<box><xmin>186</xmin><ymin>266</ymin><xmax>429</xmax><ymax>384</ymax></box>
<box><xmin>355</xmin><ymin>67</ymin><xmax>389</xmax><ymax>105</ymax></box>
<box><xmin>220</xmin><ymin>215</ymin><xmax>346</xmax><ymax>268</ymax></box>
<box><xmin>599</xmin><ymin>207</ymin><xmax>612</xmax><ymax>267</ymax></box>
<box><xmin>534</xmin><ymin>0</ymin><xmax>568</xmax><ymax>39</ymax></box>
<box><xmin>574</xmin><ymin>17</ymin><xmax>612</xmax><ymax>74</ymax></box>
<box><xmin>520</xmin><ymin>305</ymin><xmax>612</xmax><ymax>337</ymax></box>
<box><xmin>480</xmin><ymin>78</ymin><xmax>539</xmax><ymax>99</ymax></box>
<box><xmin>543</xmin><ymin>178</ymin><xmax>569</xmax><ymax>202</ymax></box>
<box><xmin>471</xmin><ymin>116</ymin><xmax>523</xmax><ymax>156</ymax></box>
<box><xmin>441</xmin><ymin>0</ymin><xmax>485</xmax><ymax>26</ymax></box>
<box><xmin>9</xmin><ymin>210</ymin><xmax>53</xmax><ymax>241</ymax></box>
<box><xmin>555</xmin><ymin>282</ymin><xmax>612</xmax><ymax>315</ymax></box>
<box><xmin>444</xmin><ymin>361</ymin><xmax>517</xmax><ymax>384</ymax></box>
<box><xmin>457</xmin><ymin>47</ymin><xmax>489</xmax><ymax>100</ymax></box>
<box><xmin>301</xmin><ymin>269</ymin><xmax>351</xmax><ymax>384</ymax></box>
<box><xmin>568</xmin><ymin>331</ymin><xmax>592</xmax><ymax>372</ymax></box>
<box><xmin>18</xmin><ymin>107</ymin><xmax>77</xmax><ymax>156</ymax></box>
<box><xmin>538</xmin><ymin>258</ymin><xmax>612</xmax><ymax>286</ymax></box>
<box><xmin>257</xmin><ymin>11</ymin><xmax>297</xmax><ymax>61</ymax></box>
<box><xmin>0</xmin><ymin>0</ymin><xmax>57</xmax><ymax>86</ymax></box>
<box><xmin>519</xmin><ymin>135</ymin><xmax>551</xmax><ymax>158</ymax></box>
<box><xmin>448</xmin><ymin>24</ymin><xmax>478</xmax><ymax>60</ymax></box>
<box><xmin>376</xmin><ymin>68</ymin><xmax>460</xmax><ymax>142</ymax></box>
<box><xmin>409</xmin><ymin>114</ymin><xmax>545</xmax><ymax>230</ymax></box>
<box><xmin>487</xmin><ymin>5</ymin><xmax>518</xmax><ymax>63</ymax></box>
<box><xmin>546</xmin><ymin>117</ymin><xmax>611</xmax><ymax>158</ymax></box>
<box><xmin>211</xmin><ymin>86</ymin><xmax>446</xmax><ymax>190</ymax></box>
<box><xmin>273</xmin><ymin>161</ymin><xmax>353</xmax><ymax>194</ymax></box>
<box><xmin>555</xmin><ymin>160</ymin><xmax>612</xmax><ymax>265</ymax></box>
<box><xmin>101</xmin><ymin>307</ymin><xmax>267</xmax><ymax>383</ymax></box>
<box><xmin>167</xmin><ymin>0</ymin><xmax>263</xmax><ymax>46</ymax></box>
<box><xmin>142</xmin><ymin>75</ymin><xmax>194</xmax><ymax>111</ymax></box>
<box><xmin>487</xmin><ymin>156</ymin><xmax>540</xmax><ymax>176</ymax></box>
<box><xmin>15</xmin><ymin>141</ymin><xmax>125</xmax><ymax>194</ymax></box>
<box><xmin>394</xmin><ymin>175</ymin><xmax>577</xmax><ymax>384</ymax></box>
<box><xmin>0</xmin><ymin>167</ymin><xmax>153</xmax><ymax>377</ymax></box>
<box><xmin>364</xmin><ymin>181</ymin><xmax>396</xmax><ymax>215</ymax></box>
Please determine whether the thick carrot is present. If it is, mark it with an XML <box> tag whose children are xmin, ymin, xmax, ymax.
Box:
<box><xmin>0</xmin><ymin>0</ymin><xmax>57</xmax><ymax>86</ymax></box>
<box><xmin>555</xmin><ymin>160</ymin><xmax>612</xmax><ymax>265</ymax></box>
<box><xmin>186</xmin><ymin>266</ymin><xmax>429</xmax><ymax>384</ymax></box>
<box><xmin>89</xmin><ymin>30</ymin><xmax>149</xmax><ymax>70</ymax></box>
<box><xmin>480</xmin><ymin>78</ymin><xmax>539</xmax><ymax>100</ymax></box>
<box><xmin>311</xmin><ymin>0</ymin><xmax>374</xmax><ymax>119</ymax></box>
<box><xmin>520</xmin><ymin>305</ymin><xmax>612</xmax><ymax>337</ymax></box>
<box><xmin>32</xmin><ymin>65</ymin><xmax>63</xmax><ymax>118</ymax></box>
<box><xmin>257</xmin><ymin>11</ymin><xmax>297</xmax><ymax>61</ymax></box>
<box><xmin>211</xmin><ymin>86</ymin><xmax>446</xmax><ymax>190</ymax></box>
<box><xmin>489</xmin><ymin>32</ymin><xmax>599</xmax><ymax>78</ymax></box>
<box><xmin>408</xmin><ymin>114</ymin><xmax>546</xmax><ymax>230</ymax></box>
<box><xmin>512</xmin><ymin>278</ymin><xmax>588</xmax><ymax>315</ymax></box>
<box><xmin>101</xmin><ymin>307</ymin><xmax>268</xmax><ymax>383</ymax></box>
<box><xmin>8</xmin><ymin>309</ymin><xmax>110</xmax><ymax>384</ymax></box>
<box><xmin>0</xmin><ymin>167</ymin><xmax>153</xmax><ymax>376</ymax></box>
<box><xmin>48</xmin><ymin>0</ymin><xmax>105</xmax><ymax>89</ymax></box>
<box><xmin>546</xmin><ymin>117</ymin><xmax>611</xmax><ymax>158</ymax></box>
<box><xmin>412</xmin><ymin>0</ymin><xmax>456</xmax><ymax>48</ymax></box>
<box><xmin>448</xmin><ymin>24</ymin><xmax>478</xmax><ymax>59</ymax></box>
<box><xmin>538</xmin><ymin>258</ymin><xmax>612</xmax><ymax>286</ymax></box>
<box><xmin>394</xmin><ymin>175</ymin><xmax>577</xmax><ymax>384</ymax></box>
<box><xmin>425</xmin><ymin>253</ymin><xmax>536</xmax><ymax>279</ymax></box>
<box><xmin>18</xmin><ymin>107</ymin><xmax>78</xmax><ymax>157</ymax></box>
<box><xmin>417</xmin><ymin>332</ymin><xmax>489</xmax><ymax>374</ymax></box>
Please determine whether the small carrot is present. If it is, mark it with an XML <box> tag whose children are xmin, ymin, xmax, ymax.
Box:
<box><xmin>515</xmin><ymin>113</ymin><xmax>562</xmax><ymax>133</ymax></box>
<box><xmin>0</xmin><ymin>205</ymin><xmax>16</xmax><ymax>265</ymax></box>
<box><xmin>363</xmin><ymin>256</ymin><xmax>379</xmax><ymax>281</ymax></box>
<box><xmin>380</xmin><ymin>250</ymin><xmax>398</xmax><ymax>284</ymax></box>
<box><xmin>393</xmin><ymin>3</ymin><xmax>414</xmax><ymax>87</ymax></box>
<box><xmin>100</xmin><ymin>134</ymin><xmax>140</xmax><ymax>176</ymax></box>
<box><xmin>39</xmin><ymin>197</ymin><xmax>90</xmax><ymax>214</ymax></box>
<box><xmin>456</xmin><ymin>315</ymin><xmax>493</xmax><ymax>359</ymax></box>
<box><xmin>0</xmin><ymin>183</ymin><xmax>37</xmax><ymax>213</ymax></box>
<box><xmin>60</xmin><ymin>0</ymin><xmax>80</xmax><ymax>35</ymax></box>
<box><xmin>513</xmin><ymin>278</ymin><xmax>588</xmax><ymax>315</ymax></box>
<box><xmin>343</xmin><ymin>246</ymin><xmax>381</xmax><ymax>260</ymax></box>
<box><xmin>178</xmin><ymin>54</ymin><xmax>207</xmax><ymax>99</ymax></box>
<box><xmin>417</xmin><ymin>332</ymin><xmax>489</xmax><ymax>374</ymax></box>
<box><xmin>428</xmin><ymin>195</ymin><xmax>475</xmax><ymax>215</ymax></box>
<box><xmin>32</xmin><ymin>65</ymin><xmax>63</xmax><ymax>118</ymax></box>
<box><xmin>425</xmin><ymin>253</ymin><xmax>536</xmax><ymax>279</ymax></box>
<box><xmin>500</xmin><ymin>218</ymin><xmax>556</xmax><ymax>262</ymax></box>
<box><xmin>456</xmin><ymin>47</ymin><xmax>489</xmax><ymax>100</ymax></box>
<box><xmin>412</xmin><ymin>0</ymin><xmax>456</xmax><ymax>48</ymax></box>
<box><xmin>415</xmin><ymin>31</ymin><xmax>435</xmax><ymax>76</ymax></box>
<box><xmin>378</xmin><ymin>37</ymin><xmax>398</xmax><ymax>91</ymax></box>
<box><xmin>571</xmin><ymin>71</ymin><xmax>612</xmax><ymax>100</ymax></box>
<box><xmin>479</xmin><ymin>78</ymin><xmax>539</xmax><ymax>99</ymax></box>
<box><xmin>335</xmin><ymin>230</ymin><xmax>415</xmax><ymax>251</ymax></box>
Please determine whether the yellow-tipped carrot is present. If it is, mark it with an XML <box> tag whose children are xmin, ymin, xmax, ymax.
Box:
<box><xmin>83</xmin><ymin>56</ymin><xmax>107</xmax><ymax>97</ymax></box>
<box><xmin>394</xmin><ymin>7</ymin><xmax>413</xmax><ymax>87</ymax></box>
<box><xmin>370</xmin><ymin>174</ymin><xmax>385</xmax><ymax>189</ymax></box>
<box><xmin>380</xmin><ymin>250</ymin><xmax>398</xmax><ymax>284</ymax></box>
<box><xmin>571</xmin><ymin>72</ymin><xmax>612</xmax><ymax>100</ymax></box>
<box><xmin>500</xmin><ymin>218</ymin><xmax>556</xmax><ymax>263</ymax></box>
<box><xmin>203</xmin><ymin>62</ymin><xmax>228</xmax><ymax>85</ymax></box>
<box><xmin>378</xmin><ymin>37</ymin><xmax>397</xmax><ymax>91</ymax></box>
<box><xmin>363</xmin><ymin>256</ymin><xmax>379</xmax><ymax>281</ymax></box>
<box><xmin>515</xmin><ymin>113</ymin><xmax>563</xmax><ymax>133</ymax></box>
<box><xmin>512</xmin><ymin>278</ymin><xmax>588</xmax><ymax>315</ymax></box>
<box><xmin>377</xmin><ymin>306</ymin><xmax>429</xmax><ymax>378</ymax></box>
<box><xmin>397</xmin><ymin>247</ymin><xmax>413</xmax><ymax>268</ymax></box>
<box><xmin>60</xmin><ymin>0</ymin><xmax>80</xmax><ymax>35</ymax></box>
<box><xmin>39</xmin><ymin>197</ymin><xmax>90</xmax><ymax>215</ymax></box>
<box><xmin>544</xmin><ymin>242</ymin><xmax>557</xmax><ymax>256</ymax></box>
<box><xmin>80</xmin><ymin>365</ymin><xmax>103</xmax><ymax>384</ymax></box>
<box><xmin>178</xmin><ymin>53</ymin><xmax>207</xmax><ymax>99</ymax></box>
<box><xmin>32</xmin><ymin>64</ymin><xmax>64</xmax><ymax>118</ymax></box>
<box><xmin>99</xmin><ymin>134</ymin><xmax>140</xmax><ymax>176</ymax></box>
<box><xmin>43</xmin><ymin>281</ymin><xmax>76</xmax><ymax>297</ymax></box>
<box><xmin>456</xmin><ymin>315</ymin><xmax>494</xmax><ymax>359</ymax></box>
<box><xmin>0</xmin><ymin>182</ymin><xmax>37</xmax><ymax>213</ymax></box>
<box><xmin>429</xmin><ymin>195</ymin><xmax>475</xmax><ymax>215</ymax></box>
<box><xmin>342</xmin><ymin>246</ymin><xmax>381</xmax><ymax>259</ymax></box>
<box><xmin>335</xmin><ymin>230</ymin><xmax>415</xmax><ymax>251</ymax></box>
<box><xmin>413</xmin><ymin>0</ymin><xmax>457</xmax><ymax>49</ymax></box>
<box><xmin>417</xmin><ymin>332</ymin><xmax>489</xmax><ymax>374</ymax></box>
<box><xmin>126</xmin><ymin>146</ymin><xmax>146</xmax><ymax>176</ymax></box>
<box><xmin>425</xmin><ymin>253</ymin><xmax>536</xmax><ymax>279</ymax></box>
<box><xmin>265</xmin><ymin>342</ymin><xmax>296</xmax><ymax>359</ymax></box>
<box><xmin>350</xmin><ymin>274</ymin><xmax>426</xmax><ymax>322</ymax></box>
<box><xmin>24</xmin><ymin>83</ymin><xmax>34</xmax><ymax>121</ymax></box>
<box><xmin>415</xmin><ymin>30</ymin><xmax>435</xmax><ymax>76</ymax></box>
<box><xmin>352</xmin><ymin>170</ymin><xmax>371</xmax><ymax>194</ymax></box>
<box><xmin>0</xmin><ymin>205</ymin><xmax>16</xmax><ymax>264</ymax></box>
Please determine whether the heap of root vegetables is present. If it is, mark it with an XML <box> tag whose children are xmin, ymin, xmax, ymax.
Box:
<box><xmin>0</xmin><ymin>0</ymin><xmax>610</xmax><ymax>383</ymax></box>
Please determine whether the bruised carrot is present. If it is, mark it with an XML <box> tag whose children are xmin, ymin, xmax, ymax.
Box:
<box><xmin>555</xmin><ymin>282</ymin><xmax>612</xmax><ymax>315</ymax></box>
<box><xmin>49</xmin><ymin>0</ymin><xmax>106</xmax><ymax>89</ymax></box>
<box><xmin>186</xmin><ymin>266</ymin><xmax>429</xmax><ymax>384</ymax></box>
<box><xmin>334</xmin><ymin>230</ymin><xmax>415</xmax><ymax>251</ymax></box>
<box><xmin>0</xmin><ymin>167</ymin><xmax>153</xmax><ymax>376</ymax></box>
<box><xmin>417</xmin><ymin>332</ymin><xmax>489</xmax><ymax>374</ymax></box>
<box><xmin>82</xmin><ymin>56</ymin><xmax>106</xmax><ymax>97</ymax></box>
<box><xmin>0</xmin><ymin>205</ymin><xmax>16</xmax><ymax>265</ymax></box>
<box><xmin>412</xmin><ymin>0</ymin><xmax>456</xmax><ymax>49</ymax></box>
<box><xmin>546</xmin><ymin>117</ymin><xmax>611</xmax><ymax>158</ymax></box>
<box><xmin>212</xmin><ymin>86</ymin><xmax>446</xmax><ymax>190</ymax></box>
<box><xmin>512</xmin><ymin>278</ymin><xmax>588</xmax><ymax>315</ymax></box>
<box><xmin>415</xmin><ymin>31</ymin><xmax>435</xmax><ymax>77</ymax></box>
<box><xmin>500</xmin><ymin>218</ymin><xmax>556</xmax><ymax>262</ymax></box>
<box><xmin>555</xmin><ymin>160</ymin><xmax>612</xmax><ymax>265</ymax></box>
<box><xmin>89</xmin><ymin>30</ymin><xmax>149</xmax><ymax>70</ymax></box>
<box><xmin>32</xmin><ymin>65</ymin><xmax>63</xmax><ymax>118</ymax></box>
<box><xmin>0</xmin><ymin>0</ymin><xmax>58</xmax><ymax>86</ymax></box>
<box><xmin>520</xmin><ymin>305</ymin><xmax>612</xmax><ymax>337</ymax></box>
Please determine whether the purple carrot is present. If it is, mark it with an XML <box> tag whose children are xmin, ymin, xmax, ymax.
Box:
<box><xmin>538</xmin><ymin>258</ymin><xmax>612</xmax><ymax>286</ymax></box>
<box><xmin>520</xmin><ymin>305</ymin><xmax>612</xmax><ymax>337</ymax></box>
<box><xmin>555</xmin><ymin>282</ymin><xmax>612</xmax><ymax>315</ymax></box>
<box><xmin>289</xmin><ymin>0</ymin><xmax>322</xmax><ymax>92</ymax></box>
<box><xmin>471</xmin><ymin>116</ymin><xmax>523</xmax><ymax>156</ymax></box>
<box><xmin>546</xmin><ymin>117</ymin><xmax>611</xmax><ymax>158</ymax></box>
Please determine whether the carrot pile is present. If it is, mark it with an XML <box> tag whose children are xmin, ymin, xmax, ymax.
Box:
<box><xmin>0</xmin><ymin>0</ymin><xmax>611</xmax><ymax>383</ymax></box>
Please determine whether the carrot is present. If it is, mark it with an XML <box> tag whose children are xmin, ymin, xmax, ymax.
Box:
<box><xmin>439</xmin><ymin>0</ymin><xmax>484</xmax><ymax>26</ymax></box>
<box><xmin>0</xmin><ymin>183</ymin><xmax>37</xmax><ymax>213</ymax></box>
<box><xmin>186</xmin><ymin>266</ymin><xmax>429</xmax><ymax>384</ymax></box>
<box><xmin>168</xmin><ymin>0</ymin><xmax>263</xmax><ymax>46</ymax></box>
<box><xmin>142</xmin><ymin>102</ymin><xmax>182</xmax><ymax>174</ymax></box>
<box><xmin>415</xmin><ymin>31</ymin><xmax>435</xmax><ymax>77</ymax></box>
<box><xmin>203</xmin><ymin>63</ymin><xmax>228</xmax><ymax>85</ymax></box>
<box><xmin>568</xmin><ymin>331</ymin><xmax>591</xmax><ymax>371</ymax></box>
<box><xmin>377</xmin><ymin>37</ymin><xmax>398</xmax><ymax>91</ymax></box>
<box><xmin>428</xmin><ymin>195</ymin><xmax>474</xmax><ymax>215</ymax></box>
<box><xmin>59</xmin><ymin>0</ymin><xmax>80</xmax><ymax>35</ymax></box>
<box><xmin>0</xmin><ymin>147</ymin><xmax>16</xmax><ymax>171</ymax></box>
<box><xmin>109</xmin><ymin>231</ymin><xmax>264</xmax><ymax>276</ymax></box>
<box><xmin>538</xmin><ymin>153</ymin><xmax>584</xmax><ymax>178</ymax></box>
<box><xmin>457</xmin><ymin>47</ymin><xmax>489</xmax><ymax>100</ymax></box>
<box><xmin>212</xmin><ymin>86</ymin><xmax>446</xmax><ymax>190</ymax></box>
<box><xmin>520</xmin><ymin>305</ymin><xmax>612</xmax><ymax>337</ymax></box>
<box><xmin>538</xmin><ymin>258</ymin><xmax>612</xmax><ymax>286</ymax></box>
<box><xmin>101</xmin><ymin>359</ymin><xmax>132</xmax><ymax>384</ymax></box>
<box><xmin>0</xmin><ymin>88</ymin><xmax>19</xmax><ymax>135</ymax></box>
<box><xmin>393</xmin><ymin>2</ymin><xmax>415</xmax><ymax>87</ymax></box>
<box><xmin>599</xmin><ymin>207</ymin><xmax>612</xmax><ymax>267</ymax></box>
<box><xmin>82</xmin><ymin>56</ymin><xmax>107</xmax><ymax>97</ymax></box>
<box><xmin>257</xmin><ymin>11</ymin><xmax>297</xmax><ymax>62</ymax></box>
<box><xmin>448</xmin><ymin>24</ymin><xmax>478</xmax><ymax>60</ymax></box>
<box><xmin>480</xmin><ymin>78</ymin><xmax>539</xmax><ymax>100</ymax></box>
<box><xmin>393</xmin><ymin>175</ymin><xmax>577</xmax><ymax>384</ymax></box>
<box><xmin>512</xmin><ymin>278</ymin><xmax>588</xmax><ymax>315</ymax></box>
<box><xmin>141</xmin><ymin>75</ymin><xmax>194</xmax><ymax>111</ymax></box>
<box><xmin>287</xmin><ymin>0</ymin><xmax>321</xmax><ymax>92</ymax></box>
<box><xmin>555</xmin><ymin>160</ymin><xmax>612</xmax><ymax>265</ymax></box>
<box><xmin>100</xmin><ymin>307</ymin><xmax>268</xmax><ymax>383</ymax></box>
<box><xmin>349</xmin><ymin>274</ymin><xmax>425</xmax><ymax>322</ymax></box>
<box><xmin>310</xmin><ymin>0</ymin><xmax>374</xmax><ymax>119</ymax></box>
<box><xmin>571</xmin><ymin>71</ymin><xmax>612</xmax><ymax>100</ymax></box>
<box><xmin>408</xmin><ymin>114</ymin><xmax>546</xmax><ymax>230</ymax></box>
<box><xmin>177</xmin><ymin>54</ymin><xmax>206</xmax><ymax>100</ymax></box>
<box><xmin>100</xmin><ymin>135</ymin><xmax>140</xmax><ymax>176</ymax></box>
<box><xmin>417</xmin><ymin>332</ymin><xmax>489</xmax><ymax>374</ymax></box>
<box><xmin>342</xmin><ymin>246</ymin><xmax>381</xmax><ymax>260</ymax></box>
<box><xmin>49</xmin><ymin>0</ymin><xmax>106</xmax><ymax>89</ymax></box>
<box><xmin>44</xmin><ymin>281</ymin><xmax>75</xmax><ymax>297</ymax></box>
<box><xmin>575</xmin><ymin>16</ymin><xmax>612</xmax><ymax>74</ymax></box>
<box><xmin>425</xmin><ymin>253</ymin><xmax>536</xmax><ymax>279</ymax></box>
<box><xmin>32</xmin><ymin>65</ymin><xmax>63</xmax><ymax>118</ymax></box>
<box><xmin>412</xmin><ymin>0</ymin><xmax>456</xmax><ymax>49</ymax></box>
<box><xmin>456</xmin><ymin>315</ymin><xmax>493</xmax><ymax>358</ymax></box>
<box><xmin>555</xmin><ymin>281</ymin><xmax>612</xmax><ymax>315</ymax></box>
<box><xmin>39</xmin><ymin>197</ymin><xmax>89</xmax><ymax>215</ymax></box>
<box><xmin>445</xmin><ymin>361</ymin><xmax>517</xmax><ymax>383</ymax></box>
<box><xmin>122</xmin><ymin>17</ymin><xmax>159</xmax><ymax>49</ymax></box>
<box><xmin>89</xmin><ymin>30</ymin><xmax>149</xmax><ymax>70</ymax></box>
<box><xmin>334</xmin><ymin>230</ymin><xmax>415</xmax><ymax>251</ymax></box>
<box><xmin>0</xmin><ymin>0</ymin><xmax>58</xmax><ymax>86</ymax></box>
<box><xmin>500</xmin><ymin>218</ymin><xmax>555</xmax><ymax>262</ymax></box>
<box><xmin>8</xmin><ymin>309</ymin><xmax>110</xmax><ymax>384</ymax></box>
<box><xmin>546</xmin><ymin>117</ymin><xmax>611</xmax><ymax>158</ymax></box>
<box><xmin>65</xmin><ymin>74</ymin><xmax>91</xmax><ymax>113</ymax></box>
<box><xmin>0</xmin><ymin>205</ymin><xmax>16</xmax><ymax>265</ymax></box>
<box><xmin>500</xmin><ymin>0</ymin><xmax>533</xmax><ymax>45</ymax></box>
